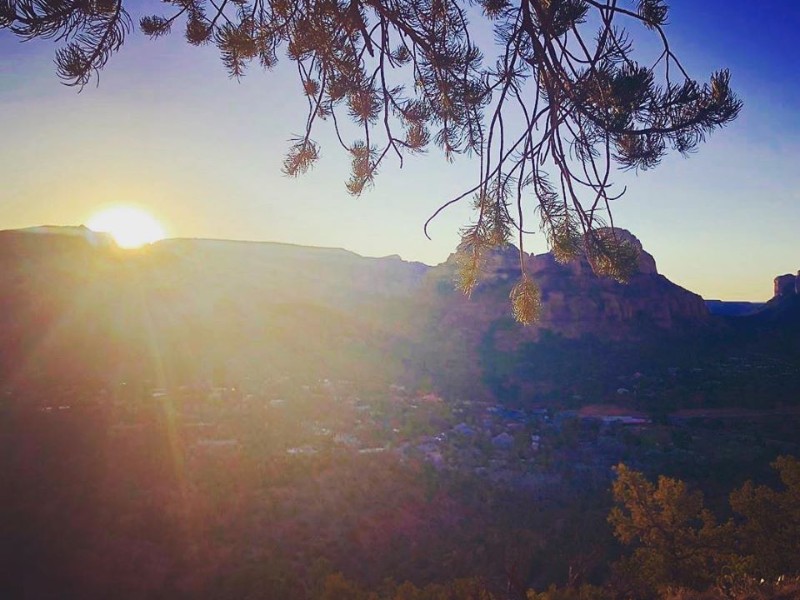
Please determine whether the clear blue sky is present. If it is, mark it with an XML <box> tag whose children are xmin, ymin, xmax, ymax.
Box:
<box><xmin>0</xmin><ymin>1</ymin><xmax>798</xmax><ymax>300</ymax></box>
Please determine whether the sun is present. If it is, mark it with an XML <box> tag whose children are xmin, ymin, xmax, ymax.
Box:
<box><xmin>87</xmin><ymin>206</ymin><xmax>166</xmax><ymax>249</ymax></box>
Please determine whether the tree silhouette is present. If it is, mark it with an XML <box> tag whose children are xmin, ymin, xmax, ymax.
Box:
<box><xmin>1</xmin><ymin>0</ymin><xmax>741</xmax><ymax>322</ymax></box>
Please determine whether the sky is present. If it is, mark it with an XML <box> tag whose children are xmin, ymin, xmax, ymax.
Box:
<box><xmin>1</xmin><ymin>1</ymin><xmax>799</xmax><ymax>301</ymax></box>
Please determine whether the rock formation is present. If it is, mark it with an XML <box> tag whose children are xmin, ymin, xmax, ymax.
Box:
<box><xmin>431</xmin><ymin>229</ymin><xmax>708</xmax><ymax>341</ymax></box>
<box><xmin>774</xmin><ymin>272</ymin><xmax>800</xmax><ymax>297</ymax></box>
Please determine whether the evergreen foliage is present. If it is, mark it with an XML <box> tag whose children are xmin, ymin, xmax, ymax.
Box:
<box><xmin>729</xmin><ymin>456</ymin><xmax>800</xmax><ymax>580</ymax></box>
<box><xmin>609</xmin><ymin>464</ymin><xmax>736</xmax><ymax>594</ymax></box>
<box><xmin>607</xmin><ymin>458</ymin><xmax>800</xmax><ymax>599</ymax></box>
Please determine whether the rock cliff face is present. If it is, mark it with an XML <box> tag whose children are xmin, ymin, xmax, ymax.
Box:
<box><xmin>532</xmin><ymin>230</ymin><xmax>705</xmax><ymax>334</ymax></box>
<box><xmin>774</xmin><ymin>272</ymin><xmax>800</xmax><ymax>297</ymax></box>
<box><xmin>428</xmin><ymin>229</ymin><xmax>707</xmax><ymax>342</ymax></box>
<box><xmin>750</xmin><ymin>270</ymin><xmax>800</xmax><ymax>327</ymax></box>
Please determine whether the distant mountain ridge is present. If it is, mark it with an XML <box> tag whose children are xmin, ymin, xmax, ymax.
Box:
<box><xmin>432</xmin><ymin>230</ymin><xmax>709</xmax><ymax>340</ymax></box>
<box><xmin>0</xmin><ymin>226</ymin><xmax>792</xmax><ymax>403</ymax></box>
<box><xmin>706</xmin><ymin>300</ymin><xmax>765</xmax><ymax>317</ymax></box>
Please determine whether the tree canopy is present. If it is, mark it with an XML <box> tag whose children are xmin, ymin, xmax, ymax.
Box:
<box><xmin>609</xmin><ymin>458</ymin><xmax>800</xmax><ymax>597</ymax></box>
<box><xmin>1</xmin><ymin>0</ymin><xmax>741</xmax><ymax>323</ymax></box>
<box><xmin>609</xmin><ymin>464</ymin><xmax>735</xmax><ymax>593</ymax></box>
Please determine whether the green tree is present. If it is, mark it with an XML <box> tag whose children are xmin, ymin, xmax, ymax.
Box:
<box><xmin>1</xmin><ymin>0</ymin><xmax>741</xmax><ymax>322</ymax></box>
<box><xmin>729</xmin><ymin>455</ymin><xmax>800</xmax><ymax>580</ymax></box>
<box><xmin>609</xmin><ymin>464</ymin><xmax>734</xmax><ymax>593</ymax></box>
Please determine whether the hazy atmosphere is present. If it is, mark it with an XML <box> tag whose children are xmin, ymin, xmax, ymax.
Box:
<box><xmin>2</xmin><ymin>2</ymin><xmax>800</xmax><ymax>599</ymax></box>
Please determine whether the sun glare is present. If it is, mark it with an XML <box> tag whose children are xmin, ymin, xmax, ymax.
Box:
<box><xmin>87</xmin><ymin>206</ymin><xmax>166</xmax><ymax>249</ymax></box>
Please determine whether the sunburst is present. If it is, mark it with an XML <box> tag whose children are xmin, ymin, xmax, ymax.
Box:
<box><xmin>87</xmin><ymin>206</ymin><xmax>166</xmax><ymax>248</ymax></box>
